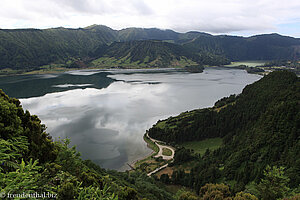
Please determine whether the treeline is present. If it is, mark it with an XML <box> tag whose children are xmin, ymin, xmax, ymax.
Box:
<box><xmin>0</xmin><ymin>89</ymin><xmax>175</xmax><ymax>200</ymax></box>
<box><xmin>149</xmin><ymin>71</ymin><xmax>300</xmax><ymax>195</ymax></box>
<box><xmin>263</xmin><ymin>60</ymin><xmax>300</xmax><ymax>75</ymax></box>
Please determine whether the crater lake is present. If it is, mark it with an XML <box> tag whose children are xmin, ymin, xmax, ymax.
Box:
<box><xmin>0</xmin><ymin>67</ymin><xmax>261</xmax><ymax>171</ymax></box>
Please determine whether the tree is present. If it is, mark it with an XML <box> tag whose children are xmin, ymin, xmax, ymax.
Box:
<box><xmin>179</xmin><ymin>191</ymin><xmax>199</xmax><ymax>200</ymax></box>
<box><xmin>0</xmin><ymin>159</ymin><xmax>42</xmax><ymax>194</ymax></box>
<box><xmin>233</xmin><ymin>192</ymin><xmax>258</xmax><ymax>200</ymax></box>
<box><xmin>199</xmin><ymin>183</ymin><xmax>231</xmax><ymax>200</ymax></box>
<box><xmin>256</xmin><ymin>165</ymin><xmax>290</xmax><ymax>200</ymax></box>
<box><xmin>175</xmin><ymin>189</ymin><xmax>199</xmax><ymax>200</ymax></box>
<box><xmin>282</xmin><ymin>194</ymin><xmax>300</xmax><ymax>200</ymax></box>
<box><xmin>160</xmin><ymin>174</ymin><xmax>170</xmax><ymax>184</ymax></box>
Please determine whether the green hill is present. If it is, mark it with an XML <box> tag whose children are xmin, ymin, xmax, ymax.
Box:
<box><xmin>90</xmin><ymin>40</ymin><xmax>200</xmax><ymax>68</ymax></box>
<box><xmin>149</xmin><ymin>71</ymin><xmax>300</xmax><ymax>196</ymax></box>
<box><xmin>0</xmin><ymin>26</ymin><xmax>117</xmax><ymax>70</ymax></box>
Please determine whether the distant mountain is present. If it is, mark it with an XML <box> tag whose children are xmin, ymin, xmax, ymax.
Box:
<box><xmin>0</xmin><ymin>25</ymin><xmax>299</xmax><ymax>71</ymax></box>
<box><xmin>183</xmin><ymin>33</ymin><xmax>300</xmax><ymax>61</ymax></box>
<box><xmin>0</xmin><ymin>26</ymin><xmax>116</xmax><ymax>69</ymax></box>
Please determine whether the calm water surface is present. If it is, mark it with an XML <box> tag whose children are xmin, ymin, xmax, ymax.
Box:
<box><xmin>0</xmin><ymin>68</ymin><xmax>261</xmax><ymax>170</ymax></box>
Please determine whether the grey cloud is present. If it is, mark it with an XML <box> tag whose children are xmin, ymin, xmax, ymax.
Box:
<box><xmin>47</xmin><ymin>0</ymin><xmax>153</xmax><ymax>16</ymax></box>
<box><xmin>57</xmin><ymin>0</ymin><xmax>96</xmax><ymax>12</ymax></box>
<box><xmin>1</xmin><ymin>0</ymin><xmax>300</xmax><ymax>36</ymax></box>
<box><xmin>131</xmin><ymin>0</ymin><xmax>153</xmax><ymax>15</ymax></box>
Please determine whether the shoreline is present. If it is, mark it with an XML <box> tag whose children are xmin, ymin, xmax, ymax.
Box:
<box><xmin>131</xmin><ymin>133</ymin><xmax>176</xmax><ymax>176</ymax></box>
<box><xmin>0</xmin><ymin>64</ymin><xmax>268</xmax><ymax>77</ymax></box>
<box><xmin>130</xmin><ymin>149</ymin><xmax>155</xmax><ymax>169</ymax></box>
<box><xmin>0</xmin><ymin>65</ymin><xmax>186</xmax><ymax>77</ymax></box>
<box><xmin>130</xmin><ymin>133</ymin><xmax>158</xmax><ymax>169</ymax></box>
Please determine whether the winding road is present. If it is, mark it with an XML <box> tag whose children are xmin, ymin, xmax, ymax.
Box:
<box><xmin>146</xmin><ymin>133</ymin><xmax>175</xmax><ymax>176</ymax></box>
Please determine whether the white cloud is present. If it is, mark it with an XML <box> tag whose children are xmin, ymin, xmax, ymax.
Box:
<box><xmin>0</xmin><ymin>0</ymin><xmax>300</xmax><ymax>36</ymax></box>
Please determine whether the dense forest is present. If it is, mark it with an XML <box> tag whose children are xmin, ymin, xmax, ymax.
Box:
<box><xmin>0</xmin><ymin>25</ymin><xmax>299</xmax><ymax>71</ymax></box>
<box><xmin>149</xmin><ymin>71</ymin><xmax>300</xmax><ymax>199</ymax></box>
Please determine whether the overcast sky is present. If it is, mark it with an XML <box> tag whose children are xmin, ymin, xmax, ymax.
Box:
<box><xmin>1</xmin><ymin>0</ymin><xmax>300</xmax><ymax>37</ymax></box>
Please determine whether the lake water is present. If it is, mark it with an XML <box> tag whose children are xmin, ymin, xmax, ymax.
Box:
<box><xmin>0</xmin><ymin>68</ymin><xmax>261</xmax><ymax>171</ymax></box>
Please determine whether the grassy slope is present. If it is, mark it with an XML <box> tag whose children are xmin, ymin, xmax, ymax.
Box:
<box><xmin>90</xmin><ymin>56</ymin><xmax>197</xmax><ymax>68</ymax></box>
<box><xmin>180</xmin><ymin>138</ymin><xmax>222</xmax><ymax>156</ymax></box>
<box><xmin>90</xmin><ymin>40</ymin><xmax>199</xmax><ymax>68</ymax></box>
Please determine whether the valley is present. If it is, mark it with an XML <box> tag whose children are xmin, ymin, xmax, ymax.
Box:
<box><xmin>0</xmin><ymin>25</ymin><xmax>299</xmax><ymax>200</ymax></box>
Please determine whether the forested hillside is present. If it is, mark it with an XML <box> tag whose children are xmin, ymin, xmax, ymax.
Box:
<box><xmin>0</xmin><ymin>25</ymin><xmax>299</xmax><ymax>71</ymax></box>
<box><xmin>149</xmin><ymin>71</ymin><xmax>300</xmax><ymax>198</ymax></box>
<box><xmin>118</xmin><ymin>28</ymin><xmax>180</xmax><ymax>41</ymax></box>
<box><xmin>90</xmin><ymin>40</ymin><xmax>229</xmax><ymax>68</ymax></box>
<box><xmin>0</xmin><ymin>26</ymin><xmax>116</xmax><ymax>69</ymax></box>
<box><xmin>183</xmin><ymin>33</ymin><xmax>300</xmax><ymax>61</ymax></box>
<box><xmin>91</xmin><ymin>40</ymin><xmax>195</xmax><ymax>68</ymax></box>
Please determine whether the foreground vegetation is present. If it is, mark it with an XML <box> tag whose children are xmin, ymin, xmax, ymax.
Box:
<box><xmin>0</xmin><ymin>89</ymin><xmax>175</xmax><ymax>200</ymax></box>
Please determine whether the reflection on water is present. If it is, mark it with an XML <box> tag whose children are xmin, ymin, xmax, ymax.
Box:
<box><xmin>0</xmin><ymin>68</ymin><xmax>261</xmax><ymax>170</ymax></box>
<box><xmin>0</xmin><ymin>72</ymin><xmax>113</xmax><ymax>98</ymax></box>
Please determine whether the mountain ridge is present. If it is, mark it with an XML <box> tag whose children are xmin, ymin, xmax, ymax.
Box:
<box><xmin>0</xmin><ymin>24</ymin><xmax>299</xmax><ymax>72</ymax></box>
<box><xmin>2</xmin><ymin>25</ymin><xmax>298</xmax><ymax>39</ymax></box>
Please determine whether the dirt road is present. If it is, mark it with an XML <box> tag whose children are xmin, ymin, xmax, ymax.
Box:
<box><xmin>146</xmin><ymin>133</ymin><xmax>175</xmax><ymax>176</ymax></box>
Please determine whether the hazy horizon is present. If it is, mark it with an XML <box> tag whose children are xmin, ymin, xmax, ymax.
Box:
<box><xmin>1</xmin><ymin>0</ymin><xmax>300</xmax><ymax>37</ymax></box>
<box><xmin>0</xmin><ymin>24</ymin><xmax>298</xmax><ymax>38</ymax></box>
